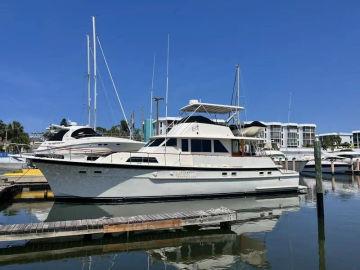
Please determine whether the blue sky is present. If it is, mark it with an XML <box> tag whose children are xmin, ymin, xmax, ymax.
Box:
<box><xmin>0</xmin><ymin>0</ymin><xmax>359</xmax><ymax>133</ymax></box>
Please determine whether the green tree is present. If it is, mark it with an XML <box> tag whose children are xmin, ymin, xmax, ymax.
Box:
<box><xmin>60</xmin><ymin>118</ymin><xmax>68</xmax><ymax>126</ymax></box>
<box><xmin>96</xmin><ymin>127</ymin><xmax>107</xmax><ymax>135</ymax></box>
<box><xmin>0</xmin><ymin>120</ymin><xmax>6</xmax><ymax>141</ymax></box>
<box><xmin>321</xmin><ymin>135</ymin><xmax>342</xmax><ymax>151</ymax></box>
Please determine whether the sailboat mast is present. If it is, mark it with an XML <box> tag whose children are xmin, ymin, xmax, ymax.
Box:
<box><xmin>236</xmin><ymin>64</ymin><xmax>240</xmax><ymax>126</ymax></box>
<box><xmin>92</xmin><ymin>16</ymin><xmax>97</xmax><ymax>130</ymax></box>
<box><xmin>86</xmin><ymin>34</ymin><xmax>91</xmax><ymax>126</ymax></box>
<box><xmin>150</xmin><ymin>54</ymin><xmax>156</xmax><ymax>138</ymax></box>
<box><xmin>165</xmin><ymin>34</ymin><xmax>170</xmax><ymax>121</ymax></box>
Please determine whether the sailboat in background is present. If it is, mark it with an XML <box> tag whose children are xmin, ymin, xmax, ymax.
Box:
<box><xmin>27</xmin><ymin>17</ymin><xmax>144</xmax><ymax>161</ymax></box>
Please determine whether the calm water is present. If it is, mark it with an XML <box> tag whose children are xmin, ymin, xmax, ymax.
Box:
<box><xmin>0</xmin><ymin>175</ymin><xmax>360</xmax><ymax>269</ymax></box>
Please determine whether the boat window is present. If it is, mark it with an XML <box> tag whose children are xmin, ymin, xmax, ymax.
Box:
<box><xmin>47</xmin><ymin>129</ymin><xmax>69</xmax><ymax>141</ymax></box>
<box><xmin>126</xmin><ymin>157</ymin><xmax>158</xmax><ymax>163</ymax></box>
<box><xmin>165</xmin><ymin>138</ymin><xmax>177</xmax><ymax>147</ymax></box>
<box><xmin>182</xmin><ymin>139</ymin><xmax>189</xmax><ymax>152</ymax></box>
<box><xmin>338</xmin><ymin>154</ymin><xmax>360</xmax><ymax>159</ymax></box>
<box><xmin>191</xmin><ymin>139</ymin><xmax>212</xmax><ymax>152</ymax></box>
<box><xmin>214</xmin><ymin>140</ymin><xmax>228</xmax><ymax>153</ymax></box>
<box><xmin>148</xmin><ymin>138</ymin><xmax>165</xmax><ymax>147</ymax></box>
<box><xmin>144</xmin><ymin>140</ymin><xmax>153</xmax><ymax>147</ymax></box>
<box><xmin>71</xmin><ymin>128</ymin><xmax>102</xmax><ymax>139</ymax></box>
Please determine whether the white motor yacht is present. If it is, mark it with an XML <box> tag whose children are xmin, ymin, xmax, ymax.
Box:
<box><xmin>33</xmin><ymin>124</ymin><xmax>144</xmax><ymax>161</ymax></box>
<box><xmin>301</xmin><ymin>157</ymin><xmax>350</xmax><ymax>174</ymax></box>
<box><xmin>328</xmin><ymin>149</ymin><xmax>360</xmax><ymax>165</ymax></box>
<box><xmin>29</xmin><ymin>101</ymin><xmax>300</xmax><ymax>201</ymax></box>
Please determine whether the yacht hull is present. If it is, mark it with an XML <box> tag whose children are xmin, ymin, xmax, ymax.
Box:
<box><xmin>32</xmin><ymin>158</ymin><xmax>300</xmax><ymax>201</ymax></box>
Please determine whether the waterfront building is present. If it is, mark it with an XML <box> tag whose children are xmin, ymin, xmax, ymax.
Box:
<box><xmin>353</xmin><ymin>131</ymin><xmax>360</xmax><ymax>148</ymax></box>
<box><xmin>144</xmin><ymin>118</ymin><xmax>316</xmax><ymax>150</ymax></box>
<box><xmin>317</xmin><ymin>132</ymin><xmax>353</xmax><ymax>147</ymax></box>
<box><xmin>252</xmin><ymin>121</ymin><xmax>316</xmax><ymax>149</ymax></box>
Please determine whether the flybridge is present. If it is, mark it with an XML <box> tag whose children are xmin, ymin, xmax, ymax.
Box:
<box><xmin>180</xmin><ymin>99</ymin><xmax>244</xmax><ymax>114</ymax></box>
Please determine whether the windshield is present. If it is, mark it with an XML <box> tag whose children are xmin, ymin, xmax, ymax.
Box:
<box><xmin>47</xmin><ymin>129</ymin><xmax>69</xmax><ymax>141</ymax></box>
<box><xmin>71</xmin><ymin>128</ymin><xmax>102</xmax><ymax>139</ymax></box>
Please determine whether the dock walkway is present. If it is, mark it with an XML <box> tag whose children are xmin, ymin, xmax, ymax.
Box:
<box><xmin>0</xmin><ymin>207</ymin><xmax>236</xmax><ymax>242</ymax></box>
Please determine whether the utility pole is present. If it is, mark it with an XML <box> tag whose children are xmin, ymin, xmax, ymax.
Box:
<box><xmin>153</xmin><ymin>97</ymin><xmax>164</xmax><ymax>135</ymax></box>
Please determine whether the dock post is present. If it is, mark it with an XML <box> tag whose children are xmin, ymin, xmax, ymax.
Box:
<box><xmin>285</xmin><ymin>158</ymin><xmax>288</xmax><ymax>171</ymax></box>
<box><xmin>314</xmin><ymin>140</ymin><xmax>326</xmax><ymax>270</ymax></box>
<box><xmin>331</xmin><ymin>160</ymin><xmax>334</xmax><ymax>175</ymax></box>
<box><xmin>292</xmin><ymin>158</ymin><xmax>296</xmax><ymax>171</ymax></box>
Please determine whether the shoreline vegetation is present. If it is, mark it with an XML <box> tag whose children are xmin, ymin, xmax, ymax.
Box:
<box><xmin>0</xmin><ymin>120</ymin><xmax>30</xmax><ymax>152</ymax></box>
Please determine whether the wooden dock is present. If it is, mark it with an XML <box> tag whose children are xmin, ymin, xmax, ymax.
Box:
<box><xmin>0</xmin><ymin>207</ymin><xmax>236</xmax><ymax>242</ymax></box>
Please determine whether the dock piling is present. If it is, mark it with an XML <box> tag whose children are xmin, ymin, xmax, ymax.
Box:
<box><xmin>331</xmin><ymin>160</ymin><xmax>334</xmax><ymax>175</ymax></box>
<box><xmin>292</xmin><ymin>159</ymin><xmax>296</xmax><ymax>171</ymax></box>
<box><xmin>314</xmin><ymin>140</ymin><xmax>326</xmax><ymax>270</ymax></box>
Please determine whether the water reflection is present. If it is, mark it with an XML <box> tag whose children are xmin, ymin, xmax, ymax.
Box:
<box><xmin>0</xmin><ymin>194</ymin><xmax>302</xmax><ymax>269</ymax></box>
<box><xmin>300</xmin><ymin>174</ymin><xmax>360</xmax><ymax>201</ymax></box>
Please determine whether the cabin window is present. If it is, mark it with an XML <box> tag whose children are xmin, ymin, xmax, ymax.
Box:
<box><xmin>165</xmin><ymin>138</ymin><xmax>177</xmax><ymax>147</ymax></box>
<box><xmin>126</xmin><ymin>157</ymin><xmax>158</xmax><ymax>163</ymax></box>
<box><xmin>191</xmin><ymin>139</ymin><xmax>211</xmax><ymax>152</ymax></box>
<box><xmin>148</xmin><ymin>138</ymin><xmax>165</xmax><ymax>147</ymax></box>
<box><xmin>214</xmin><ymin>140</ymin><xmax>228</xmax><ymax>153</ymax></box>
<box><xmin>47</xmin><ymin>129</ymin><xmax>68</xmax><ymax>141</ymax></box>
<box><xmin>182</xmin><ymin>139</ymin><xmax>189</xmax><ymax>152</ymax></box>
<box><xmin>71</xmin><ymin>128</ymin><xmax>101</xmax><ymax>139</ymax></box>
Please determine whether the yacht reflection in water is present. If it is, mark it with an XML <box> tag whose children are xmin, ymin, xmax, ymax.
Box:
<box><xmin>0</xmin><ymin>194</ymin><xmax>303</xmax><ymax>269</ymax></box>
<box><xmin>300</xmin><ymin>173</ymin><xmax>360</xmax><ymax>200</ymax></box>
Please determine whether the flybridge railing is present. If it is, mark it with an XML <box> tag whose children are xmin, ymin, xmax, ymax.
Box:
<box><xmin>36</xmin><ymin>145</ymin><xmax>271</xmax><ymax>168</ymax></box>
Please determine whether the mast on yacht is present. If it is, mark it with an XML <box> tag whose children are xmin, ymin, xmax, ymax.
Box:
<box><xmin>164</xmin><ymin>34</ymin><xmax>170</xmax><ymax>164</ymax></box>
<box><xmin>150</xmin><ymin>54</ymin><xmax>156</xmax><ymax>138</ymax></box>
<box><xmin>236</xmin><ymin>64</ymin><xmax>240</xmax><ymax>128</ymax></box>
<box><xmin>86</xmin><ymin>34</ymin><xmax>91</xmax><ymax>127</ymax></box>
<box><xmin>165</xmin><ymin>34</ymin><xmax>170</xmax><ymax>123</ymax></box>
<box><xmin>92</xmin><ymin>16</ymin><xmax>97</xmax><ymax>130</ymax></box>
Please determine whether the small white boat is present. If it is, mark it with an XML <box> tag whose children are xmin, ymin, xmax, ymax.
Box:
<box><xmin>32</xmin><ymin>124</ymin><xmax>144</xmax><ymax>161</ymax></box>
<box><xmin>301</xmin><ymin>158</ymin><xmax>350</xmax><ymax>174</ymax></box>
<box><xmin>0</xmin><ymin>153</ymin><xmax>26</xmax><ymax>174</ymax></box>
<box><xmin>262</xmin><ymin>149</ymin><xmax>286</xmax><ymax>162</ymax></box>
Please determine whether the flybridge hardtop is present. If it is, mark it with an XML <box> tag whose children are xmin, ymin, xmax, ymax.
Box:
<box><xmin>149</xmin><ymin>100</ymin><xmax>262</xmax><ymax>141</ymax></box>
<box><xmin>150</xmin><ymin>117</ymin><xmax>263</xmax><ymax>141</ymax></box>
<box><xmin>180</xmin><ymin>100</ymin><xmax>244</xmax><ymax>114</ymax></box>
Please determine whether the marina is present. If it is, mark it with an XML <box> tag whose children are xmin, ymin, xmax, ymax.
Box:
<box><xmin>1</xmin><ymin>1</ymin><xmax>360</xmax><ymax>269</ymax></box>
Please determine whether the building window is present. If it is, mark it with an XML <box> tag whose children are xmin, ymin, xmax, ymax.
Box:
<box><xmin>191</xmin><ymin>139</ymin><xmax>212</xmax><ymax>152</ymax></box>
<box><xmin>214</xmin><ymin>140</ymin><xmax>228</xmax><ymax>153</ymax></box>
